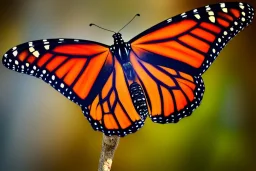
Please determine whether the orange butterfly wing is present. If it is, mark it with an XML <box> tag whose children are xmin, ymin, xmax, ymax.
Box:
<box><xmin>130</xmin><ymin>51</ymin><xmax>204</xmax><ymax>122</ymax></box>
<box><xmin>2</xmin><ymin>39</ymin><xmax>113</xmax><ymax>105</ymax></box>
<box><xmin>130</xmin><ymin>2</ymin><xmax>254</xmax><ymax>75</ymax></box>
<box><xmin>129</xmin><ymin>2</ymin><xmax>254</xmax><ymax>122</ymax></box>
<box><xmin>82</xmin><ymin>58</ymin><xmax>147</xmax><ymax>136</ymax></box>
<box><xmin>2</xmin><ymin>39</ymin><xmax>147</xmax><ymax>136</ymax></box>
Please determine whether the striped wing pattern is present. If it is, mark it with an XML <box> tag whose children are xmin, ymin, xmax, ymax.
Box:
<box><xmin>129</xmin><ymin>2</ymin><xmax>254</xmax><ymax>123</ymax></box>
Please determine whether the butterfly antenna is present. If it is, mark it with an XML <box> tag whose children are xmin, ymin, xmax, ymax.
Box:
<box><xmin>89</xmin><ymin>23</ymin><xmax>116</xmax><ymax>33</ymax></box>
<box><xmin>118</xmin><ymin>14</ymin><xmax>140</xmax><ymax>33</ymax></box>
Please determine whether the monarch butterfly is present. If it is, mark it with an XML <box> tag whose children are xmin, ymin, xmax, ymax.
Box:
<box><xmin>2</xmin><ymin>2</ymin><xmax>254</xmax><ymax>137</ymax></box>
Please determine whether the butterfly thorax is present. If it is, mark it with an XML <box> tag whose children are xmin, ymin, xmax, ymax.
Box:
<box><xmin>111</xmin><ymin>33</ymin><xmax>135</xmax><ymax>80</ymax></box>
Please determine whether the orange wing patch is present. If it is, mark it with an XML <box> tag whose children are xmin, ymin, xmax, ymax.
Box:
<box><xmin>178</xmin><ymin>34</ymin><xmax>210</xmax><ymax>53</ymax></box>
<box><xmin>217</xmin><ymin>18</ymin><xmax>230</xmax><ymax>27</ymax></box>
<box><xmin>73</xmin><ymin>51</ymin><xmax>109</xmax><ymax>99</ymax></box>
<box><xmin>18</xmin><ymin>51</ymin><xmax>28</xmax><ymax>62</ymax></box>
<box><xmin>230</xmin><ymin>8</ymin><xmax>241</xmax><ymax>18</ymax></box>
<box><xmin>46</xmin><ymin>56</ymin><xmax>67</xmax><ymax>71</ymax></box>
<box><xmin>104</xmin><ymin>114</ymin><xmax>119</xmax><ymax>129</ymax></box>
<box><xmin>27</xmin><ymin>55</ymin><xmax>36</xmax><ymax>64</ymax></box>
<box><xmin>86</xmin><ymin>57</ymin><xmax>145</xmax><ymax>136</ymax></box>
<box><xmin>53</xmin><ymin>44</ymin><xmax>107</xmax><ymax>56</ymax></box>
<box><xmin>173</xmin><ymin>90</ymin><xmax>187</xmax><ymax>111</ymax></box>
<box><xmin>133</xmin><ymin>20</ymin><xmax>197</xmax><ymax>45</ymax></box>
<box><xmin>200</xmin><ymin>22</ymin><xmax>221</xmax><ymax>33</ymax></box>
<box><xmin>160</xmin><ymin>86</ymin><xmax>174</xmax><ymax>117</ymax></box>
<box><xmin>55</xmin><ymin>58</ymin><xmax>77</xmax><ymax>78</ymax></box>
<box><xmin>141</xmin><ymin>60</ymin><xmax>176</xmax><ymax>87</ymax></box>
<box><xmin>133</xmin><ymin>41</ymin><xmax>204</xmax><ymax>68</ymax></box>
<box><xmin>190</xmin><ymin>28</ymin><xmax>216</xmax><ymax>42</ymax></box>
<box><xmin>179</xmin><ymin>72</ymin><xmax>194</xmax><ymax>82</ymax></box>
<box><xmin>130</xmin><ymin>52</ymin><xmax>199</xmax><ymax>118</ymax></box>
<box><xmin>37</xmin><ymin>53</ymin><xmax>53</xmax><ymax>67</ymax></box>
<box><xmin>218</xmin><ymin>12</ymin><xmax>234</xmax><ymax>21</ymax></box>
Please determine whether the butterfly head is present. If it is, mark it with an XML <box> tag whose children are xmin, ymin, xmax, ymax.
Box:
<box><xmin>112</xmin><ymin>32</ymin><xmax>122</xmax><ymax>39</ymax></box>
<box><xmin>112</xmin><ymin>33</ymin><xmax>124</xmax><ymax>45</ymax></box>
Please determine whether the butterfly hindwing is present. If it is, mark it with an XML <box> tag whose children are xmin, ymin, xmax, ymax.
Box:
<box><xmin>81</xmin><ymin>58</ymin><xmax>147</xmax><ymax>136</ymax></box>
<box><xmin>130</xmin><ymin>51</ymin><xmax>205</xmax><ymax>123</ymax></box>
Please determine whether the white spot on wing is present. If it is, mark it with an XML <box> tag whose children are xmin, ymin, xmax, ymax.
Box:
<box><xmin>13</xmin><ymin>51</ymin><xmax>18</xmax><ymax>57</ymax></box>
<box><xmin>44</xmin><ymin>45</ymin><xmax>50</xmax><ymax>50</ymax></box>
<box><xmin>209</xmin><ymin>16</ymin><xmax>215</xmax><ymax>23</ymax></box>
<box><xmin>220</xmin><ymin>3</ymin><xmax>225</xmax><ymax>8</ymax></box>
<box><xmin>29</xmin><ymin>47</ymin><xmax>35</xmax><ymax>52</ymax></box>
<box><xmin>239</xmin><ymin>5</ymin><xmax>245</xmax><ymax>9</ymax></box>
<box><xmin>167</xmin><ymin>18</ymin><xmax>172</xmax><ymax>23</ymax></box>
<box><xmin>195</xmin><ymin>14</ymin><xmax>201</xmax><ymax>19</ymax></box>
<box><xmin>222</xmin><ymin>8</ymin><xmax>228</xmax><ymax>13</ymax></box>
<box><xmin>33</xmin><ymin>51</ymin><xmax>40</xmax><ymax>57</ymax></box>
<box><xmin>208</xmin><ymin>11</ymin><xmax>214</xmax><ymax>16</ymax></box>
<box><xmin>206</xmin><ymin>7</ymin><xmax>211</xmax><ymax>11</ymax></box>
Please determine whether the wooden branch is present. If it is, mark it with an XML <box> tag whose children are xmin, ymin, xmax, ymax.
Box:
<box><xmin>98</xmin><ymin>134</ymin><xmax>120</xmax><ymax>171</ymax></box>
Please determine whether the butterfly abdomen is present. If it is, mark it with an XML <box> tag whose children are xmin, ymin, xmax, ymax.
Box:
<box><xmin>129</xmin><ymin>82</ymin><xmax>148</xmax><ymax>121</ymax></box>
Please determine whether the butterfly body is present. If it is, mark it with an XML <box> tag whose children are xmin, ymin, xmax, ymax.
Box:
<box><xmin>2</xmin><ymin>2</ymin><xmax>254</xmax><ymax>137</ymax></box>
<box><xmin>110</xmin><ymin>33</ymin><xmax>136</xmax><ymax>80</ymax></box>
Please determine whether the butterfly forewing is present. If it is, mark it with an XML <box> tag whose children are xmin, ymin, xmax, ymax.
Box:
<box><xmin>2</xmin><ymin>39</ymin><xmax>113</xmax><ymax>106</ymax></box>
<box><xmin>130</xmin><ymin>2</ymin><xmax>254</xmax><ymax>75</ymax></box>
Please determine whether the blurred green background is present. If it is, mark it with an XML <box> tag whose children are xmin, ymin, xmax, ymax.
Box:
<box><xmin>0</xmin><ymin>0</ymin><xmax>255</xmax><ymax>171</ymax></box>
